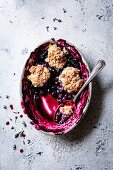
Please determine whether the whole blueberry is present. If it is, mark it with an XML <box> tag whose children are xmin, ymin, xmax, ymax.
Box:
<box><xmin>58</xmin><ymin>99</ymin><xmax>62</xmax><ymax>104</ymax></box>
<box><xmin>58</xmin><ymin>93</ymin><xmax>63</xmax><ymax>99</ymax></box>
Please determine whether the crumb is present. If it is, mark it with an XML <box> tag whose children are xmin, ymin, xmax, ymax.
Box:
<box><xmin>42</xmin><ymin>17</ymin><xmax>45</xmax><ymax>19</ymax></box>
<box><xmin>13</xmin><ymin>73</ymin><xmax>16</xmax><ymax>76</ymax></box>
<box><xmin>60</xmin><ymin>105</ymin><xmax>73</xmax><ymax>115</ymax></box>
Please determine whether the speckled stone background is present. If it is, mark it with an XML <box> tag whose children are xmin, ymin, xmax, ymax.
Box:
<box><xmin>0</xmin><ymin>0</ymin><xmax>113</xmax><ymax>170</ymax></box>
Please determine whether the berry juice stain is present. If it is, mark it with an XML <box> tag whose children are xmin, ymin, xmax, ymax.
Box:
<box><xmin>22</xmin><ymin>134</ymin><xmax>26</xmax><ymax>138</ymax></box>
<box><xmin>20</xmin><ymin>115</ymin><xmax>23</xmax><ymax>118</ymax></box>
<box><xmin>10</xmin><ymin>105</ymin><xmax>14</xmax><ymax>110</ymax></box>
<box><xmin>6</xmin><ymin>121</ymin><xmax>10</xmax><ymax>125</ymax></box>
<box><xmin>20</xmin><ymin>149</ymin><xmax>24</xmax><ymax>153</ymax></box>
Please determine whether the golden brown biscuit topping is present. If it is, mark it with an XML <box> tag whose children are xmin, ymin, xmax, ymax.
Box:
<box><xmin>59</xmin><ymin>67</ymin><xmax>84</xmax><ymax>93</ymax></box>
<box><xmin>45</xmin><ymin>44</ymin><xmax>68</xmax><ymax>69</ymax></box>
<box><xmin>60</xmin><ymin>105</ymin><xmax>73</xmax><ymax>115</ymax></box>
<box><xmin>27</xmin><ymin>65</ymin><xmax>50</xmax><ymax>87</ymax></box>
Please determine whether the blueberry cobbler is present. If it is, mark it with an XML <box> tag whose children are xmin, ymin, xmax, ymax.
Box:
<box><xmin>21</xmin><ymin>39</ymin><xmax>89</xmax><ymax>134</ymax></box>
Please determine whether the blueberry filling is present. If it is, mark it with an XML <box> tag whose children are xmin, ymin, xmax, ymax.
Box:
<box><xmin>27</xmin><ymin>45</ymin><xmax>83</xmax><ymax>123</ymax></box>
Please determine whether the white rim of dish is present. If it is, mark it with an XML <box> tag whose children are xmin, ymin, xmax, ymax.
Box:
<box><xmin>20</xmin><ymin>39</ymin><xmax>92</xmax><ymax>135</ymax></box>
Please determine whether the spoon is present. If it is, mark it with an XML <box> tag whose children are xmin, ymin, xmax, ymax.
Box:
<box><xmin>54</xmin><ymin>60</ymin><xmax>106</xmax><ymax>123</ymax></box>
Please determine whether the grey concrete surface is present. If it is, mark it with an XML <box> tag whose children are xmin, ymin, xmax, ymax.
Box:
<box><xmin>0</xmin><ymin>0</ymin><xmax>113</xmax><ymax>170</ymax></box>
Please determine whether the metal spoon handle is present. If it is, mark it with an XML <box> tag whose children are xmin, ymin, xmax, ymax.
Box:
<box><xmin>74</xmin><ymin>60</ymin><xmax>106</xmax><ymax>101</ymax></box>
